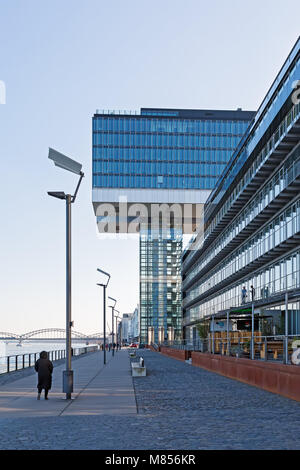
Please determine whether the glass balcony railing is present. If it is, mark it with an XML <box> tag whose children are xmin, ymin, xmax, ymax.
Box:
<box><xmin>183</xmin><ymin>100</ymin><xmax>300</xmax><ymax>268</ymax></box>
<box><xmin>183</xmin><ymin>151</ymin><xmax>300</xmax><ymax>288</ymax></box>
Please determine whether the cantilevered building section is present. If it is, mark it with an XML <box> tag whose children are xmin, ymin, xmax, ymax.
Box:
<box><xmin>182</xmin><ymin>37</ymin><xmax>300</xmax><ymax>341</ymax></box>
<box><xmin>92</xmin><ymin>107</ymin><xmax>255</xmax><ymax>344</ymax></box>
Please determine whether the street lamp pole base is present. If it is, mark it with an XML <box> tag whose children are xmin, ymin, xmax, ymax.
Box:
<box><xmin>63</xmin><ymin>370</ymin><xmax>74</xmax><ymax>395</ymax></box>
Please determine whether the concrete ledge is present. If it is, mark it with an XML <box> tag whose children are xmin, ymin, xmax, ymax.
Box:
<box><xmin>131</xmin><ymin>362</ymin><xmax>146</xmax><ymax>377</ymax></box>
<box><xmin>191</xmin><ymin>351</ymin><xmax>300</xmax><ymax>402</ymax></box>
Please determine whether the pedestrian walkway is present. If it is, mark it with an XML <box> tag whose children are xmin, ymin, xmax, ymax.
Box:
<box><xmin>0</xmin><ymin>350</ymin><xmax>136</xmax><ymax>418</ymax></box>
<box><xmin>1</xmin><ymin>349</ymin><xmax>300</xmax><ymax>449</ymax></box>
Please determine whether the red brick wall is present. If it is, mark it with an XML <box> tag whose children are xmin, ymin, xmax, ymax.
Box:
<box><xmin>191</xmin><ymin>352</ymin><xmax>300</xmax><ymax>402</ymax></box>
<box><xmin>159</xmin><ymin>346</ymin><xmax>188</xmax><ymax>361</ymax></box>
<box><xmin>146</xmin><ymin>345</ymin><xmax>160</xmax><ymax>352</ymax></box>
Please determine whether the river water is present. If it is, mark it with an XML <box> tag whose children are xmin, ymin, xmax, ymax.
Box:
<box><xmin>0</xmin><ymin>340</ymin><xmax>98</xmax><ymax>374</ymax></box>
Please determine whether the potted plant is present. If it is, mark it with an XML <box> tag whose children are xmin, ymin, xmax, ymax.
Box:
<box><xmin>195</xmin><ymin>322</ymin><xmax>210</xmax><ymax>352</ymax></box>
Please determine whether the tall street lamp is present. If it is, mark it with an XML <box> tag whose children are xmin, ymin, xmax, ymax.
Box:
<box><xmin>97</xmin><ymin>268</ymin><xmax>110</xmax><ymax>365</ymax></box>
<box><xmin>114</xmin><ymin>310</ymin><xmax>121</xmax><ymax>351</ymax></box>
<box><xmin>48</xmin><ymin>148</ymin><xmax>84</xmax><ymax>400</ymax></box>
<box><xmin>108</xmin><ymin>296</ymin><xmax>117</xmax><ymax>356</ymax></box>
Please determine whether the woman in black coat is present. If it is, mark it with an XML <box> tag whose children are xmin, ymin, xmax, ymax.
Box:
<box><xmin>34</xmin><ymin>351</ymin><xmax>53</xmax><ymax>400</ymax></box>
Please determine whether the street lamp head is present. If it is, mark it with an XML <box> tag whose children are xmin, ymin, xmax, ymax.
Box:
<box><xmin>97</xmin><ymin>268</ymin><xmax>110</xmax><ymax>287</ymax></box>
<box><xmin>108</xmin><ymin>296</ymin><xmax>117</xmax><ymax>308</ymax></box>
<box><xmin>48</xmin><ymin>148</ymin><xmax>83</xmax><ymax>176</ymax></box>
<box><xmin>47</xmin><ymin>191</ymin><xmax>66</xmax><ymax>200</ymax></box>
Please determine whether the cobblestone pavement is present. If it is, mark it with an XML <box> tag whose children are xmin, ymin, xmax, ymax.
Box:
<box><xmin>0</xmin><ymin>349</ymin><xmax>300</xmax><ymax>449</ymax></box>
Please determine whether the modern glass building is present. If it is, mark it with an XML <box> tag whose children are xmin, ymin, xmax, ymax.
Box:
<box><xmin>92</xmin><ymin>108</ymin><xmax>253</xmax><ymax>190</ymax></box>
<box><xmin>92</xmin><ymin>107</ymin><xmax>255</xmax><ymax>343</ymax></box>
<box><xmin>182</xmin><ymin>37</ymin><xmax>300</xmax><ymax>340</ymax></box>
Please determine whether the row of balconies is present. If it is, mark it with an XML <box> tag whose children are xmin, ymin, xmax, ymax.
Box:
<box><xmin>182</xmin><ymin>112</ymin><xmax>300</xmax><ymax>275</ymax></box>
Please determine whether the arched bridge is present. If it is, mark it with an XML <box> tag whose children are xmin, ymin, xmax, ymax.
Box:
<box><xmin>0</xmin><ymin>329</ymin><xmax>104</xmax><ymax>342</ymax></box>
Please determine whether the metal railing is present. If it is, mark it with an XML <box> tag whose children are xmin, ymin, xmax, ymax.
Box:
<box><xmin>95</xmin><ymin>109</ymin><xmax>139</xmax><ymax>115</ymax></box>
<box><xmin>0</xmin><ymin>346</ymin><xmax>99</xmax><ymax>375</ymax></box>
<box><xmin>161</xmin><ymin>334</ymin><xmax>300</xmax><ymax>365</ymax></box>
<box><xmin>207</xmin><ymin>334</ymin><xmax>300</xmax><ymax>364</ymax></box>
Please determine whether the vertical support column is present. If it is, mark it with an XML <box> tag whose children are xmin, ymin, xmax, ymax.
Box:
<box><xmin>167</xmin><ymin>326</ymin><xmax>175</xmax><ymax>343</ymax></box>
<box><xmin>158</xmin><ymin>326</ymin><xmax>165</xmax><ymax>344</ymax></box>
<box><xmin>264</xmin><ymin>336</ymin><xmax>267</xmax><ymax>361</ymax></box>
<box><xmin>115</xmin><ymin>316</ymin><xmax>118</xmax><ymax>352</ymax></box>
<box><xmin>148</xmin><ymin>326</ymin><xmax>154</xmax><ymax>345</ymax></box>
<box><xmin>212</xmin><ymin>315</ymin><xmax>215</xmax><ymax>355</ymax></box>
<box><xmin>226</xmin><ymin>311</ymin><xmax>230</xmax><ymax>356</ymax></box>
<box><xmin>285</xmin><ymin>292</ymin><xmax>289</xmax><ymax>364</ymax></box>
<box><xmin>251</xmin><ymin>303</ymin><xmax>255</xmax><ymax>360</ymax></box>
<box><xmin>111</xmin><ymin>306</ymin><xmax>114</xmax><ymax>357</ymax></box>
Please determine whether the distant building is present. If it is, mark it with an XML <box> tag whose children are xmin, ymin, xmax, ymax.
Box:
<box><xmin>130</xmin><ymin>305</ymin><xmax>139</xmax><ymax>341</ymax></box>
<box><xmin>121</xmin><ymin>314</ymin><xmax>131</xmax><ymax>343</ymax></box>
<box><xmin>120</xmin><ymin>306</ymin><xmax>139</xmax><ymax>343</ymax></box>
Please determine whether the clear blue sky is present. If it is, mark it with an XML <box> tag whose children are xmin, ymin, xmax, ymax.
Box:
<box><xmin>0</xmin><ymin>0</ymin><xmax>299</xmax><ymax>334</ymax></box>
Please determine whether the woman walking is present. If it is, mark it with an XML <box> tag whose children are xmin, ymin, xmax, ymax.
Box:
<box><xmin>34</xmin><ymin>351</ymin><xmax>53</xmax><ymax>400</ymax></box>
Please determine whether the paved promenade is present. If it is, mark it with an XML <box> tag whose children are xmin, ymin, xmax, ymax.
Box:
<box><xmin>0</xmin><ymin>348</ymin><xmax>300</xmax><ymax>449</ymax></box>
<box><xmin>0</xmin><ymin>350</ymin><xmax>136</xmax><ymax>418</ymax></box>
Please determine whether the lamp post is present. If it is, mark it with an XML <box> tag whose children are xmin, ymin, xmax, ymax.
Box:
<box><xmin>48</xmin><ymin>148</ymin><xmax>84</xmax><ymax>400</ymax></box>
<box><xmin>108</xmin><ymin>296</ymin><xmax>117</xmax><ymax>356</ymax></box>
<box><xmin>114</xmin><ymin>310</ymin><xmax>121</xmax><ymax>351</ymax></box>
<box><xmin>97</xmin><ymin>268</ymin><xmax>111</xmax><ymax>365</ymax></box>
<box><xmin>251</xmin><ymin>303</ymin><xmax>255</xmax><ymax>360</ymax></box>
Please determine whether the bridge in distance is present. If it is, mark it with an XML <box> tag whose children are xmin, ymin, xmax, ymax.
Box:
<box><xmin>0</xmin><ymin>328</ymin><xmax>105</xmax><ymax>343</ymax></box>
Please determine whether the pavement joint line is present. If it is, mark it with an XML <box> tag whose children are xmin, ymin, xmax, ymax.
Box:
<box><xmin>58</xmin><ymin>353</ymin><xmax>114</xmax><ymax>416</ymax></box>
<box><xmin>130</xmin><ymin>356</ymin><xmax>140</xmax><ymax>414</ymax></box>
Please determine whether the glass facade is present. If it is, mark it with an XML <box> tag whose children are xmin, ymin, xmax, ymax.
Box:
<box><xmin>205</xmin><ymin>45</ymin><xmax>300</xmax><ymax>218</ymax></box>
<box><xmin>182</xmin><ymin>38</ymin><xmax>300</xmax><ymax>340</ymax></box>
<box><xmin>140</xmin><ymin>227</ymin><xmax>182</xmax><ymax>343</ymax></box>
<box><xmin>92</xmin><ymin>112</ymin><xmax>252</xmax><ymax>190</ymax></box>
<box><xmin>184</xmin><ymin>177</ymin><xmax>300</xmax><ymax>291</ymax></box>
<box><xmin>185</xmin><ymin>250</ymin><xmax>300</xmax><ymax>322</ymax></box>
<box><xmin>92</xmin><ymin>107</ymin><xmax>255</xmax><ymax>344</ymax></box>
